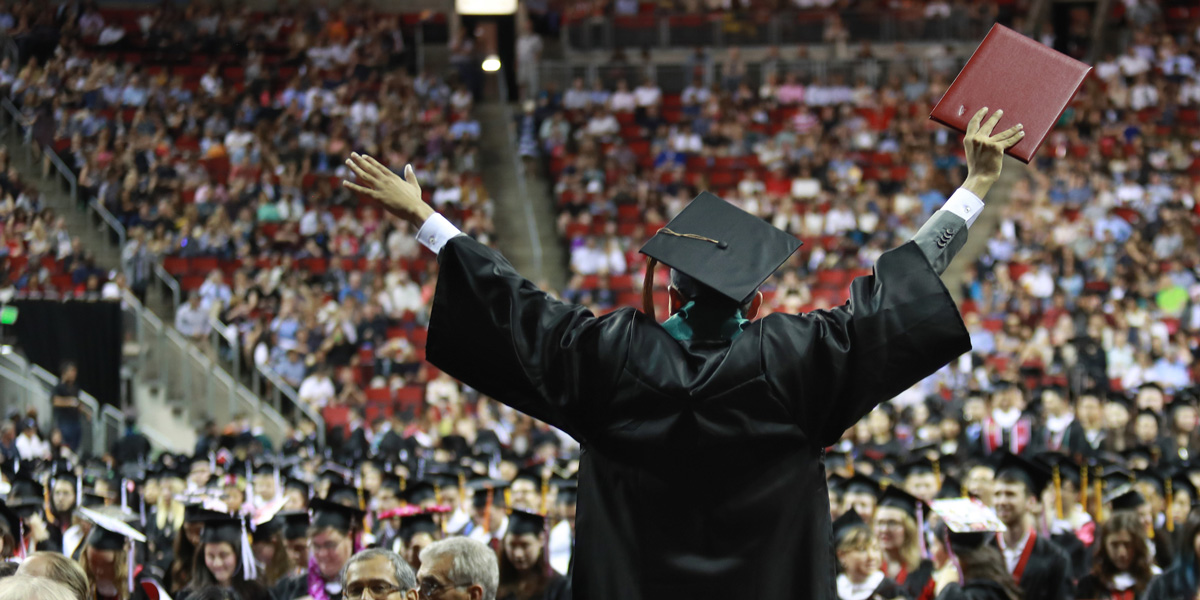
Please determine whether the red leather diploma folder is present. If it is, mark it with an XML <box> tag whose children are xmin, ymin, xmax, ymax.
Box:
<box><xmin>930</xmin><ymin>24</ymin><xmax>1093</xmax><ymax>163</ymax></box>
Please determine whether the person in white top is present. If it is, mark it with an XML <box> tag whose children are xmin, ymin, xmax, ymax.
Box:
<box><xmin>609</xmin><ymin>80</ymin><xmax>637</xmax><ymax>112</ymax></box>
<box><xmin>15</xmin><ymin>418</ymin><xmax>50</xmax><ymax>460</ymax></box>
<box><xmin>298</xmin><ymin>364</ymin><xmax>337</xmax><ymax>408</ymax></box>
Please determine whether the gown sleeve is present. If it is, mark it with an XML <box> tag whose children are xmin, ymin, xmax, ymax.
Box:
<box><xmin>762</xmin><ymin>240</ymin><xmax>971</xmax><ymax>445</ymax></box>
<box><xmin>425</xmin><ymin>236</ymin><xmax>630</xmax><ymax>441</ymax></box>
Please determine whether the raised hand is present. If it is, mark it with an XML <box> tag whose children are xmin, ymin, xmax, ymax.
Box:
<box><xmin>342</xmin><ymin>153</ymin><xmax>435</xmax><ymax>226</ymax></box>
<box><xmin>962</xmin><ymin>107</ymin><xmax>1024</xmax><ymax>198</ymax></box>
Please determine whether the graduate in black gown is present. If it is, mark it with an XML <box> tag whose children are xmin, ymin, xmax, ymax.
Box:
<box><xmin>931</xmin><ymin>501</ymin><xmax>1021</xmax><ymax>600</ymax></box>
<box><xmin>1142</xmin><ymin>510</ymin><xmax>1200</xmax><ymax>600</ymax></box>
<box><xmin>496</xmin><ymin>510</ymin><xmax>570</xmax><ymax>600</ymax></box>
<box><xmin>833</xmin><ymin>510</ymin><xmax>907</xmax><ymax>600</ymax></box>
<box><xmin>874</xmin><ymin>487</ymin><xmax>936</xmax><ymax>600</ymax></box>
<box><xmin>1075</xmin><ymin>511</ymin><xmax>1157</xmax><ymax>600</ymax></box>
<box><xmin>988</xmin><ymin>453</ymin><xmax>1074</xmax><ymax>600</ymax></box>
<box><xmin>273</xmin><ymin>499</ymin><xmax>364</xmax><ymax>600</ymax></box>
<box><xmin>340</xmin><ymin>109</ymin><xmax>1025</xmax><ymax>600</ymax></box>
<box><xmin>176</xmin><ymin>516</ymin><xmax>272</xmax><ymax>600</ymax></box>
<box><xmin>76</xmin><ymin>507</ymin><xmax>150</xmax><ymax>600</ymax></box>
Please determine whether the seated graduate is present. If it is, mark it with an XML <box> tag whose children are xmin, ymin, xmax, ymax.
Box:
<box><xmin>248</xmin><ymin>512</ymin><xmax>294</xmax><ymax>588</ymax></box>
<box><xmin>496</xmin><ymin>509</ymin><xmax>570</xmax><ymax>600</ymax></box>
<box><xmin>929</xmin><ymin>500</ymin><xmax>1020</xmax><ymax>600</ymax></box>
<box><xmin>273</xmin><ymin>499</ymin><xmax>365</xmax><ymax>600</ymax></box>
<box><xmin>874</xmin><ymin>487</ymin><xmax>936</xmax><ymax>600</ymax></box>
<box><xmin>75</xmin><ymin>507</ymin><xmax>149</xmax><ymax>600</ymax></box>
<box><xmin>9</xmin><ymin>476</ymin><xmax>60</xmax><ymax>554</ymax></box>
<box><xmin>177</xmin><ymin>516</ymin><xmax>271</xmax><ymax>600</ymax></box>
<box><xmin>1076</xmin><ymin>511</ymin><xmax>1157</xmax><ymax>600</ymax></box>
<box><xmin>396</xmin><ymin>511</ymin><xmax>443</xmax><ymax>572</ymax></box>
<box><xmin>1137</xmin><ymin>507</ymin><xmax>1200</xmax><ymax>600</ymax></box>
<box><xmin>834</xmin><ymin>509</ymin><xmax>908</xmax><ymax>600</ymax></box>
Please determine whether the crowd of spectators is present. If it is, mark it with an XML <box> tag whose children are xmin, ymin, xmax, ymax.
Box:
<box><xmin>0</xmin><ymin>2</ymin><xmax>495</xmax><ymax>440</ymax></box>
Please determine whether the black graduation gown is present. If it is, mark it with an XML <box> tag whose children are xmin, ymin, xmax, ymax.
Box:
<box><xmin>1151</xmin><ymin>527</ymin><xmax>1174</xmax><ymax>570</ymax></box>
<box><xmin>272</xmin><ymin>572</ymin><xmax>343</xmax><ymax>600</ymax></box>
<box><xmin>895</xmin><ymin>559</ymin><xmax>936</xmax><ymax>600</ymax></box>
<box><xmin>1050</xmin><ymin>530</ymin><xmax>1092</xmax><ymax>582</ymax></box>
<box><xmin>425</xmin><ymin>212</ymin><xmax>972</xmax><ymax>600</ymax></box>
<box><xmin>1139</xmin><ymin>565</ymin><xmax>1184</xmax><ymax>600</ymax></box>
<box><xmin>992</xmin><ymin>533</ymin><xmax>1074</xmax><ymax>600</ymax></box>
<box><xmin>935</xmin><ymin>581</ymin><xmax>1011</xmax><ymax>600</ymax></box>
<box><xmin>1075</xmin><ymin>573</ymin><xmax>1147</xmax><ymax>600</ymax></box>
<box><xmin>497</xmin><ymin>573</ymin><xmax>572</xmax><ymax>600</ymax></box>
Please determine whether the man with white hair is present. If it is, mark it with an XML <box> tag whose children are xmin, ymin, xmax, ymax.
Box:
<box><xmin>341</xmin><ymin>548</ymin><xmax>418</xmax><ymax>600</ymax></box>
<box><xmin>416</xmin><ymin>537</ymin><xmax>500</xmax><ymax>600</ymax></box>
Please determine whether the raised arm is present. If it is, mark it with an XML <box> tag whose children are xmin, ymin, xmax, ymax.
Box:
<box><xmin>768</xmin><ymin>108</ymin><xmax>1024</xmax><ymax>444</ymax></box>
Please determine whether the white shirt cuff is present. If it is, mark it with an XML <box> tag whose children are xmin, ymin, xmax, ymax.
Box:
<box><xmin>941</xmin><ymin>187</ymin><xmax>985</xmax><ymax>228</ymax></box>
<box><xmin>415</xmin><ymin>213</ymin><xmax>462</xmax><ymax>254</ymax></box>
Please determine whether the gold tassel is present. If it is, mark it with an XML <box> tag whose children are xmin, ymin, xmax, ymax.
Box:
<box><xmin>847</xmin><ymin>456</ymin><xmax>854</xmax><ymax>477</ymax></box>
<box><xmin>642</xmin><ymin>258</ymin><xmax>659</xmax><ymax>319</ymax></box>
<box><xmin>1093</xmin><ymin>466</ymin><xmax>1102</xmax><ymax>521</ymax></box>
<box><xmin>458</xmin><ymin>472</ymin><xmax>466</xmax><ymax>508</ymax></box>
<box><xmin>1167</xmin><ymin>478</ymin><xmax>1174</xmax><ymax>533</ymax></box>
<box><xmin>933</xmin><ymin>459</ymin><xmax>942</xmax><ymax>489</ymax></box>
<box><xmin>1053</xmin><ymin>464</ymin><xmax>1063</xmax><ymax>520</ymax></box>
<box><xmin>1080</xmin><ymin>463</ymin><xmax>1089</xmax><ymax>519</ymax></box>
<box><xmin>540</xmin><ymin>472</ymin><xmax>550</xmax><ymax>514</ymax></box>
<box><xmin>483</xmin><ymin>488</ymin><xmax>495</xmax><ymax>533</ymax></box>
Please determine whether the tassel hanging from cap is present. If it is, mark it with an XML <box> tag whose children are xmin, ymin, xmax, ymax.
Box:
<box><xmin>76</xmin><ymin>475</ymin><xmax>82</xmax><ymax>514</ymax></box>
<box><xmin>642</xmin><ymin>258</ymin><xmax>659</xmax><ymax>320</ymax></box>
<box><xmin>1080</xmin><ymin>462</ymin><xmax>1089</xmax><ymax>519</ymax></box>
<box><xmin>240</xmin><ymin>519</ymin><xmax>258</xmax><ymax>581</ymax></box>
<box><xmin>539</xmin><ymin>473</ymin><xmax>550</xmax><ymax>515</ymax></box>
<box><xmin>1166</xmin><ymin>478</ymin><xmax>1174</xmax><ymax>533</ymax></box>
<box><xmin>1093</xmin><ymin>466</ymin><xmax>1102</xmax><ymax>522</ymax></box>
<box><xmin>44</xmin><ymin>479</ymin><xmax>54</xmax><ymax>526</ymax></box>
<box><xmin>932</xmin><ymin>459</ymin><xmax>942</xmax><ymax>489</ymax></box>
<box><xmin>458</xmin><ymin>472</ymin><xmax>466</xmax><ymax>509</ymax></box>
<box><xmin>1052</xmin><ymin>464</ymin><xmax>1063</xmax><ymax>520</ymax></box>
<box><xmin>483</xmin><ymin>488</ymin><xmax>494</xmax><ymax>534</ymax></box>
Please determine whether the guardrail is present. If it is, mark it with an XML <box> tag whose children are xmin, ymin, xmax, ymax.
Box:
<box><xmin>563</xmin><ymin>10</ymin><xmax>990</xmax><ymax>51</ymax></box>
<box><xmin>0</xmin><ymin>352</ymin><xmax>117</xmax><ymax>456</ymax></box>
<box><xmin>537</xmin><ymin>54</ymin><xmax>969</xmax><ymax>95</ymax></box>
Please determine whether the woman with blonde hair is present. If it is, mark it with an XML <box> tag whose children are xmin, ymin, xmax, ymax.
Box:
<box><xmin>873</xmin><ymin>487</ymin><xmax>936</xmax><ymax>600</ymax></box>
<box><xmin>77</xmin><ymin>513</ymin><xmax>141</xmax><ymax>600</ymax></box>
<box><xmin>834</xmin><ymin>510</ymin><xmax>906</xmax><ymax>600</ymax></box>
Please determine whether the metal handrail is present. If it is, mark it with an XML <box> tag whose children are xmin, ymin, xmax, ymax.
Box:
<box><xmin>154</xmin><ymin>264</ymin><xmax>182</xmax><ymax>308</ymax></box>
<box><xmin>208</xmin><ymin>315</ymin><xmax>241</xmax><ymax>382</ymax></box>
<box><xmin>89</xmin><ymin>199</ymin><xmax>128</xmax><ymax>251</ymax></box>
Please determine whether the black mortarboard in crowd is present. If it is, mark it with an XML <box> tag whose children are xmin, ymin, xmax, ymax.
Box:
<box><xmin>310</xmin><ymin>498</ymin><xmax>364</xmax><ymax>533</ymax></box>
<box><xmin>280</xmin><ymin>511</ymin><xmax>310</xmax><ymax>540</ymax></box>
<box><xmin>554</xmin><ymin>482</ymin><xmax>579</xmax><ymax>506</ymax></box>
<box><xmin>399</xmin><ymin>512</ymin><xmax>440</xmax><ymax>543</ymax></box>
<box><xmin>81</xmin><ymin>507</ymin><xmax>146</xmax><ymax>551</ymax></box>
<box><xmin>877</xmin><ymin>486</ymin><xmax>929</xmax><ymax>521</ymax></box>
<box><xmin>1133</xmin><ymin>469</ymin><xmax>1166</xmax><ymax>497</ymax></box>
<box><xmin>404</xmin><ymin>480</ymin><xmax>439</xmax><ymax>506</ymax></box>
<box><xmin>1107</xmin><ymin>485</ymin><xmax>1147</xmax><ymax>511</ymax></box>
<box><xmin>326</xmin><ymin>482</ymin><xmax>363</xmax><ymax>509</ymax></box>
<box><xmin>831</xmin><ymin>509</ymin><xmax>869</xmax><ymax>545</ymax></box>
<box><xmin>184</xmin><ymin>504</ymin><xmax>229</xmax><ymax>524</ymax></box>
<box><xmin>639</xmin><ymin>191</ymin><xmax>802</xmax><ymax>314</ymax></box>
<box><xmin>285</xmin><ymin>477</ymin><xmax>312</xmax><ymax>498</ymax></box>
<box><xmin>469</xmin><ymin>479</ymin><xmax>509</xmax><ymax>509</ymax></box>
<box><xmin>200</xmin><ymin>516</ymin><xmax>245</xmax><ymax>545</ymax></box>
<box><xmin>506</xmin><ymin>509</ymin><xmax>548</xmax><ymax>536</ymax></box>
<box><xmin>995</xmin><ymin>452</ymin><xmax>1051</xmax><ymax>496</ymax></box>
<box><xmin>843</xmin><ymin>474</ymin><xmax>881</xmax><ymax>497</ymax></box>
<box><xmin>938</xmin><ymin>475</ymin><xmax>967</xmax><ymax>499</ymax></box>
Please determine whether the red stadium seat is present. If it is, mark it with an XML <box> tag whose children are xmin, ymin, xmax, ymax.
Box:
<box><xmin>162</xmin><ymin>256</ymin><xmax>189</xmax><ymax>276</ymax></box>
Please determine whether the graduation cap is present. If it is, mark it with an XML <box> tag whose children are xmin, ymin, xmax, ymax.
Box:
<box><xmin>842</xmin><ymin>474</ymin><xmax>881</xmax><ymax>497</ymax></box>
<box><xmin>899</xmin><ymin>456</ymin><xmax>940</xmax><ymax>483</ymax></box>
<box><xmin>200</xmin><ymin>516</ymin><xmax>245</xmax><ymax>545</ymax></box>
<box><xmin>278</xmin><ymin>511</ymin><xmax>310</xmax><ymax>540</ymax></box>
<box><xmin>994</xmin><ymin>452</ymin><xmax>1051</xmax><ymax>496</ymax></box>
<box><xmin>831</xmin><ymin>509</ymin><xmax>870</xmax><ymax>546</ymax></box>
<box><xmin>399</xmin><ymin>512</ymin><xmax>441</xmax><ymax>543</ymax></box>
<box><xmin>638</xmin><ymin>191</ymin><xmax>802</xmax><ymax>316</ymax></box>
<box><xmin>184</xmin><ymin>504</ymin><xmax>230</xmax><ymax>524</ymax></box>
<box><xmin>937</xmin><ymin>475</ymin><xmax>967</xmax><ymax>499</ymax></box>
<box><xmin>8</xmin><ymin>475</ymin><xmax>43</xmax><ymax>501</ymax></box>
<box><xmin>326</xmin><ymin>481</ymin><xmax>364</xmax><ymax>509</ymax></box>
<box><xmin>404</xmin><ymin>480</ymin><xmax>439</xmax><ymax>506</ymax></box>
<box><xmin>930</xmin><ymin>498</ymin><xmax>1006</xmax><ymax>551</ymax></box>
<box><xmin>1106</xmin><ymin>485</ymin><xmax>1146</xmax><ymax>511</ymax></box>
<box><xmin>379</xmin><ymin>473</ymin><xmax>404</xmax><ymax>495</ymax></box>
<box><xmin>309</xmin><ymin>498</ymin><xmax>364</xmax><ymax>533</ymax></box>
<box><xmin>1133</xmin><ymin>469</ymin><xmax>1166</xmax><ymax>498</ymax></box>
<box><xmin>468</xmin><ymin>479</ymin><xmax>510</xmax><ymax>509</ymax></box>
<box><xmin>319</xmin><ymin>464</ymin><xmax>353</xmax><ymax>485</ymax></box>
<box><xmin>506</xmin><ymin>509</ymin><xmax>548</xmax><ymax>537</ymax></box>
<box><xmin>284</xmin><ymin>477</ymin><xmax>312</xmax><ymax>498</ymax></box>
<box><xmin>877</xmin><ymin>486</ymin><xmax>930</xmax><ymax>522</ymax></box>
<box><xmin>1123</xmin><ymin>446</ymin><xmax>1155</xmax><ymax>467</ymax></box>
<box><xmin>554</xmin><ymin>483</ymin><xmax>579</xmax><ymax>506</ymax></box>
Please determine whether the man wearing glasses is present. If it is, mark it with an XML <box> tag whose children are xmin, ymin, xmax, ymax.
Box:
<box><xmin>342</xmin><ymin>549</ymin><xmax>419</xmax><ymax>600</ymax></box>
<box><xmin>415</xmin><ymin>538</ymin><xmax>499</xmax><ymax>600</ymax></box>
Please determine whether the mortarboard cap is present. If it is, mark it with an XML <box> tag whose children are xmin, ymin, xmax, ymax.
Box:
<box><xmin>1170</xmin><ymin>471</ymin><xmax>1197</xmax><ymax>503</ymax></box>
<box><xmin>310</xmin><ymin>498</ymin><xmax>364</xmax><ymax>533</ymax></box>
<box><xmin>553</xmin><ymin>482</ymin><xmax>578</xmax><ymax>506</ymax></box>
<box><xmin>831</xmin><ymin>509</ymin><xmax>870</xmax><ymax>546</ymax></box>
<box><xmin>930</xmin><ymin>498</ymin><xmax>1006</xmax><ymax>550</ymax></box>
<box><xmin>184</xmin><ymin>504</ymin><xmax>230</xmax><ymax>524</ymax></box>
<box><xmin>1133</xmin><ymin>469</ymin><xmax>1166</xmax><ymax>497</ymax></box>
<box><xmin>995</xmin><ymin>452</ymin><xmax>1051</xmax><ymax>496</ymax></box>
<box><xmin>639</xmin><ymin>191</ymin><xmax>802</xmax><ymax>312</ymax></box>
<box><xmin>379</xmin><ymin>474</ymin><xmax>404</xmax><ymax>495</ymax></box>
<box><xmin>843</xmin><ymin>474</ymin><xmax>881</xmax><ymax>497</ymax></box>
<box><xmin>399</xmin><ymin>512</ymin><xmax>441</xmax><ymax>543</ymax></box>
<box><xmin>899</xmin><ymin>456</ymin><xmax>939</xmax><ymax>480</ymax></box>
<box><xmin>404</xmin><ymin>480</ymin><xmax>439</xmax><ymax>506</ymax></box>
<box><xmin>938</xmin><ymin>475</ymin><xmax>967</xmax><ymax>499</ymax></box>
<box><xmin>326</xmin><ymin>482</ymin><xmax>364</xmax><ymax>509</ymax></box>
<box><xmin>80</xmin><ymin>506</ymin><xmax>146</xmax><ymax>550</ymax></box>
<box><xmin>506</xmin><ymin>509</ymin><xmax>548</xmax><ymax>536</ymax></box>
<box><xmin>468</xmin><ymin>479</ymin><xmax>509</xmax><ymax>509</ymax></box>
<box><xmin>279</xmin><ymin>511</ymin><xmax>310</xmax><ymax>540</ymax></box>
<box><xmin>877</xmin><ymin>486</ymin><xmax>929</xmax><ymax>521</ymax></box>
<box><xmin>1107</xmin><ymin>485</ymin><xmax>1146</xmax><ymax>511</ymax></box>
<box><xmin>0</xmin><ymin>501</ymin><xmax>19</xmax><ymax>537</ymax></box>
<box><xmin>200</xmin><ymin>516</ymin><xmax>245</xmax><ymax>545</ymax></box>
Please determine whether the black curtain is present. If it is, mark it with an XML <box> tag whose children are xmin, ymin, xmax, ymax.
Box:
<box><xmin>10</xmin><ymin>300</ymin><xmax>121</xmax><ymax>407</ymax></box>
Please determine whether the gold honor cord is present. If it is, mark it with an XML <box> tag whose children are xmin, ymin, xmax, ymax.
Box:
<box><xmin>641</xmin><ymin>228</ymin><xmax>727</xmax><ymax>319</ymax></box>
